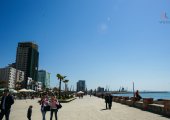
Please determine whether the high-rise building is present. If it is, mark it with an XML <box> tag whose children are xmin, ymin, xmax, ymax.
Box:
<box><xmin>0</xmin><ymin>67</ymin><xmax>24</xmax><ymax>89</ymax></box>
<box><xmin>16</xmin><ymin>42</ymin><xmax>39</xmax><ymax>88</ymax></box>
<box><xmin>77</xmin><ymin>80</ymin><xmax>86</xmax><ymax>92</ymax></box>
<box><xmin>0</xmin><ymin>67</ymin><xmax>16</xmax><ymax>88</ymax></box>
<box><xmin>38</xmin><ymin>70</ymin><xmax>50</xmax><ymax>89</ymax></box>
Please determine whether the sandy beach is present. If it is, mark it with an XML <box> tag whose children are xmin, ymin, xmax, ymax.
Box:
<box><xmin>5</xmin><ymin>95</ymin><xmax>169</xmax><ymax>120</ymax></box>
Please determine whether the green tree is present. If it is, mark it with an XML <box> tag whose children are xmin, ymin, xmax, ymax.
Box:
<box><xmin>63</xmin><ymin>79</ymin><xmax>69</xmax><ymax>91</ymax></box>
<box><xmin>63</xmin><ymin>79</ymin><xmax>69</xmax><ymax>98</ymax></box>
<box><xmin>56</xmin><ymin>74</ymin><xmax>66</xmax><ymax>99</ymax></box>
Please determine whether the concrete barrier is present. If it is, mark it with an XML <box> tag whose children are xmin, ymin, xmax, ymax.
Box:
<box><xmin>120</xmin><ymin>96</ymin><xmax>129</xmax><ymax>104</ymax></box>
<box><xmin>126</xmin><ymin>100</ymin><xmax>134</xmax><ymax>106</ymax></box>
<box><xmin>112</xmin><ymin>96</ymin><xmax>170</xmax><ymax>117</ymax></box>
<box><xmin>115</xmin><ymin>96</ymin><xmax>122</xmax><ymax>103</ymax></box>
<box><xmin>148</xmin><ymin>104</ymin><xmax>164</xmax><ymax>115</ymax></box>
<box><xmin>112</xmin><ymin>96</ymin><xmax>119</xmax><ymax>102</ymax></box>
<box><xmin>134</xmin><ymin>101</ymin><xmax>143</xmax><ymax>109</ymax></box>
<box><xmin>163</xmin><ymin>100</ymin><xmax>170</xmax><ymax>116</ymax></box>
<box><xmin>130</xmin><ymin>97</ymin><xmax>136</xmax><ymax>101</ymax></box>
<box><xmin>143</xmin><ymin>98</ymin><xmax>153</xmax><ymax>110</ymax></box>
<box><xmin>120</xmin><ymin>99</ymin><xmax>125</xmax><ymax>104</ymax></box>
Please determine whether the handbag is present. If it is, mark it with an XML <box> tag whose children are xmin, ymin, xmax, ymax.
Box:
<box><xmin>44</xmin><ymin>105</ymin><xmax>50</xmax><ymax>111</ymax></box>
<box><xmin>56</xmin><ymin>102</ymin><xmax>62</xmax><ymax>109</ymax></box>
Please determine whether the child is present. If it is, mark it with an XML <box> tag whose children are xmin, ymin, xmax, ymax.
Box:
<box><xmin>27</xmin><ymin>105</ymin><xmax>33</xmax><ymax>120</ymax></box>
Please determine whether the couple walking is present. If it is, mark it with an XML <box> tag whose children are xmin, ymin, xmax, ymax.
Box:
<box><xmin>104</xmin><ymin>94</ymin><xmax>113</xmax><ymax>110</ymax></box>
<box><xmin>40</xmin><ymin>94</ymin><xmax>61</xmax><ymax>120</ymax></box>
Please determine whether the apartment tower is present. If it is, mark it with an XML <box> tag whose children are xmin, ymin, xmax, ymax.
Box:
<box><xmin>16</xmin><ymin>42</ymin><xmax>39</xmax><ymax>88</ymax></box>
<box><xmin>38</xmin><ymin>70</ymin><xmax>50</xmax><ymax>89</ymax></box>
<box><xmin>77</xmin><ymin>80</ymin><xmax>86</xmax><ymax>92</ymax></box>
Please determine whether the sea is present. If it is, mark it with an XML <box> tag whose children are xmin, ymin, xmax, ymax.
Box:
<box><xmin>112</xmin><ymin>92</ymin><xmax>170</xmax><ymax>100</ymax></box>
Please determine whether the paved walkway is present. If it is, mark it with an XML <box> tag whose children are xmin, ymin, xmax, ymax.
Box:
<box><xmin>4</xmin><ymin>95</ymin><xmax>170</xmax><ymax>120</ymax></box>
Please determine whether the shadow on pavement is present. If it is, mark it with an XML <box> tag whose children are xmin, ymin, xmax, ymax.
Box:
<box><xmin>100</xmin><ymin>108</ymin><xmax>108</xmax><ymax>111</ymax></box>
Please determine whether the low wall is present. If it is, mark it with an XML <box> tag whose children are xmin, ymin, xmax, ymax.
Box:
<box><xmin>99</xmin><ymin>95</ymin><xmax>170</xmax><ymax>117</ymax></box>
<box><xmin>59</xmin><ymin>97</ymin><xmax>76</xmax><ymax>103</ymax></box>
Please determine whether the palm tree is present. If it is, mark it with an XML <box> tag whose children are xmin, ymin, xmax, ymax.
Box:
<box><xmin>63</xmin><ymin>79</ymin><xmax>69</xmax><ymax>98</ymax></box>
<box><xmin>56</xmin><ymin>74</ymin><xmax>66</xmax><ymax>99</ymax></box>
<box><xmin>63</xmin><ymin>79</ymin><xmax>69</xmax><ymax>91</ymax></box>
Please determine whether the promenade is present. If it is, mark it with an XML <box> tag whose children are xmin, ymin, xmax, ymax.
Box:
<box><xmin>6</xmin><ymin>95</ymin><xmax>169</xmax><ymax>120</ymax></box>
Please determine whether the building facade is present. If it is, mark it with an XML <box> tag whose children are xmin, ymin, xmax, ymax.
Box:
<box><xmin>0</xmin><ymin>67</ymin><xmax>24</xmax><ymax>89</ymax></box>
<box><xmin>16</xmin><ymin>69</ymin><xmax>24</xmax><ymax>83</ymax></box>
<box><xmin>77</xmin><ymin>80</ymin><xmax>86</xmax><ymax>92</ymax></box>
<box><xmin>38</xmin><ymin>70</ymin><xmax>50</xmax><ymax>89</ymax></box>
<box><xmin>37</xmin><ymin>82</ymin><xmax>42</xmax><ymax>91</ymax></box>
<box><xmin>16</xmin><ymin>42</ymin><xmax>39</xmax><ymax>88</ymax></box>
<box><xmin>97</xmin><ymin>87</ymin><xmax>104</xmax><ymax>92</ymax></box>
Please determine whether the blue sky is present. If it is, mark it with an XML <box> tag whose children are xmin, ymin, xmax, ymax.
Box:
<box><xmin>0</xmin><ymin>0</ymin><xmax>170</xmax><ymax>91</ymax></box>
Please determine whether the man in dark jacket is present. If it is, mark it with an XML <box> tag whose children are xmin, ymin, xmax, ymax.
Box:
<box><xmin>0</xmin><ymin>89</ymin><xmax>14</xmax><ymax>120</ymax></box>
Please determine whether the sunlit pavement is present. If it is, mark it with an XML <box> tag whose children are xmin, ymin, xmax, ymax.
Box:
<box><xmin>6</xmin><ymin>95</ymin><xmax>170</xmax><ymax>120</ymax></box>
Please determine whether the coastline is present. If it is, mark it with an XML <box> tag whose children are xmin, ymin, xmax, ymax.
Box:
<box><xmin>111</xmin><ymin>91</ymin><xmax>170</xmax><ymax>94</ymax></box>
<box><xmin>111</xmin><ymin>92</ymin><xmax>170</xmax><ymax>100</ymax></box>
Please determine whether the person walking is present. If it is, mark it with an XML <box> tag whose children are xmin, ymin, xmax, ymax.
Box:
<box><xmin>108</xmin><ymin>94</ymin><xmax>113</xmax><ymax>109</ymax></box>
<box><xmin>40</xmin><ymin>94</ymin><xmax>49</xmax><ymax>120</ymax></box>
<box><xmin>27</xmin><ymin>105</ymin><xmax>33</xmax><ymax>120</ymax></box>
<box><xmin>49</xmin><ymin>96</ymin><xmax>59</xmax><ymax>120</ymax></box>
<box><xmin>0</xmin><ymin>89</ymin><xmax>14</xmax><ymax>120</ymax></box>
<box><xmin>104</xmin><ymin>94</ymin><xmax>109</xmax><ymax>109</ymax></box>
